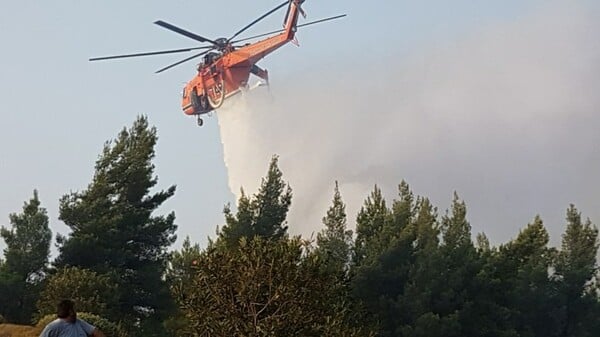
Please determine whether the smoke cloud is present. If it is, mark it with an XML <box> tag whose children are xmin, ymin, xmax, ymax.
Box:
<box><xmin>217</xmin><ymin>3</ymin><xmax>600</xmax><ymax>245</ymax></box>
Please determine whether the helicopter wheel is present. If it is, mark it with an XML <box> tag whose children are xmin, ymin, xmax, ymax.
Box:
<box><xmin>197</xmin><ymin>116</ymin><xmax>204</xmax><ymax>127</ymax></box>
<box><xmin>207</xmin><ymin>76</ymin><xmax>225</xmax><ymax>109</ymax></box>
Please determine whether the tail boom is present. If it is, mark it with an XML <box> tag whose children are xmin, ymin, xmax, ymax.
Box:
<box><xmin>226</xmin><ymin>0</ymin><xmax>305</xmax><ymax>67</ymax></box>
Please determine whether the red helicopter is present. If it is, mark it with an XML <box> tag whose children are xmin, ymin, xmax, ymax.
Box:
<box><xmin>90</xmin><ymin>0</ymin><xmax>345</xmax><ymax>126</ymax></box>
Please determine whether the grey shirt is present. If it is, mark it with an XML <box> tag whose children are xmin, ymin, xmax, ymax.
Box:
<box><xmin>39</xmin><ymin>318</ymin><xmax>96</xmax><ymax>337</ymax></box>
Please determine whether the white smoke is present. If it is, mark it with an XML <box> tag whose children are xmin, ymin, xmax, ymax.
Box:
<box><xmin>217</xmin><ymin>2</ymin><xmax>600</xmax><ymax>244</ymax></box>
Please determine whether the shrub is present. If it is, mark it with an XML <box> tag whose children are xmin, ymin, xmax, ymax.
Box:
<box><xmin>34</xmin><ymin>315</ymin><xmax>55</xmax><ymax>330</ymax></box>
<box><xmin>36</xmin><ymin>267</ymin><xmax>116</xmax><ymax>320</ymax></box>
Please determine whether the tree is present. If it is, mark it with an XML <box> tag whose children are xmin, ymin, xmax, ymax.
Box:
<box><xmin>440</xmin><ymin>193</ymin><xmax>471</xmax><ymax>249</ymax></box>
<box><xmin>555</xmin><ymin>205</ymin><xmax>599</xmax><ymax>337</ymax></box>
<box><xmin>0</xmin><ymin>190</ymin><xmax>51</xmax><ymax>323</ymax></box>
<box><xmin>316</xmin><ymin>181</ymin><xmax>353</xmax><ymax>275</ymax></box>
<box><xmin>475</xmin><ymin>232</ymin><xmax>491</xmax><ymax>252</ymax></box>
<box><xmin>55</xmin><ymin>116</ymin><xmax>177</xmax><ymax>337</ymax></box>
<box><xmin>433</xmin><ymin>193</ymin><xmax>481</xmax><ymax>337</ymax></box>
<box><xmin>174</xmin><ymin>237</ymin><xmax>372</xmax><ymax>337</ymax></box>
<box><xmin>493</xmin><ymin>216</ymin><xmax>560</xmax><ymax>337</ymax></box>
<box><xmin>219</xmin><ymin>155</ymin><xmax>292</xmax><ymax>246</ymax></box>
<box><xmin>167</xmin><ymin>236</ymin><xmax>202</xmax><ymax>287</ymax></box>
<box><xmin>386</xmin><ymin>181</ymin><xmax>416</xmax><ymax>245</ymax></box>
<box><xmin>165</xmin><ymin>237</ymin><xmax>203</xmax><ymax>337</ymax></box>
<box><xmin>0</xmin><ymin>269</ymin><xmax>21</xmax><ymax>323</ymax></box>
<box><xmin>36</xmin><ymin>267</ymin><xmax>117</xmax><ymax>320</ymax></box>
<box><xmin>314</xmin><ymin>182</ymin><xmax>368</xmax><ymax>334</ymax></box>
<box><xmin>351</xmin><ymin>184</ymin><xmax>448</xmax><ymax>337</ymax></box>
<box><xmin>352</xmin><ymin>184</ymin><xmax>389</xmax><ymax>266</ymax></box>
<box><xmin>396</xmin><ymin>197</ymin><xmax>443</xmax><ymax>337</ymax></box>
<box><xmin>1</xmin><ymin>190</ymin><xmax>51</xmax><ymax>282</ymax></box>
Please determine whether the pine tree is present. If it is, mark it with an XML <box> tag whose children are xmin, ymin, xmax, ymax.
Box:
<box><xmin>434</xmin><ymin>193</ymin><xmax>480</xmax><ymax>337</ymax></box>
<box><xmin>252</xmin><ymin>156</ymin><xmax>292</xmax><ymax>239</ymax></box>
<box><xmin>555</xmin><ymin>205</ymin><xmax>599</xmax><ymax>337</ymax></box>
<box><xmin>316</xmin><ymin>181</ymin><xmax>353</xmax><ymax>275</ymax></box>
<box><xmin>167</xmin><ymin>236</ymin><xmax>202</xmax><ymax>286</ymax></box>
<box><xmin>475</xmin><ymin>232</ymin><xmax>491</xmax><ymax>252</ymax></box>
<box><xmin>351</xmin><ymin>184</ymin><xmax>446</xmax><ymax>337</ymax></box>
<box><xmin>398</xmin><ymin>197</ymin><xmax>443</xmax><ymax>337</ymax></box>
<box><xmin>0</xmin><ymin>190</ymin><xmax>51</xmax><ymax>323</ymax></box>
<box><xmin>353</xmin><ymin>185</ymin><xmax>389</xmax><ymax>266</ymax></box>
<box><xmin>221</xmin><ymin>189</ymin><xmax>254</xmax><ymax>244</ymax></box>
<box><xmin>219</xmin><ymin>155</ymin><xmax>292</xmax><ymax>246</ymax></box>
<box><xmin>165</xmin><ymin>237</ymin><xmax>203</xmax><ymax>337</ymax></box>
<box><xmin>500</xmin><ymin>216</ymin><xmax>560</xmax><ymax>337</ymax></box>
<box><xmin>55</xmin><ymin>116</ymin><xmax>177</xmax><ymax>337</ymax></box>
<box><xmin>441</xmin><ymin>193</ymin><xmax>471</xmax><ymax>250</ymax></box>
<box><xmin>388</xmin><ymin>181</ymin><xmax>415</xmax><ymax>238</ymax></box>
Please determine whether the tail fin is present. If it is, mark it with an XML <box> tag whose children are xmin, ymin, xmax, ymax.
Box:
<box><xmin>283</xmin><ymin>0</ymin><xmax>306</xmax><ymax>40</ymax></box>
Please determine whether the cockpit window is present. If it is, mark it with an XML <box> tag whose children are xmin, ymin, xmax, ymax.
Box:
<box><xmin>182</xmin><ymin>87</ymin><xmax>187</xmax><ymax>99</ymax></box>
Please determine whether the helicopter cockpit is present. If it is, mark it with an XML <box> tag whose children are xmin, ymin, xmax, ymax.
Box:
<box><xmin>196</xmin><ymin>51</ymin><xmax>221</xmax><ymax>73</ymax></box>
<box><xmin>204</xmin><ymin>52</ymin><xmax>221</xmax><ymax>65</ymax></box>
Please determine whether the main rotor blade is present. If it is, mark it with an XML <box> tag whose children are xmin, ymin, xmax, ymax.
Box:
<box><xmin>232</xmin><ymin>14</ymin><xmax>347</xmax><ymax>44</ymax></box>
<box><xmin>89</xmin><ymin>46</ymin><xmax>214</xmax><ymax>62</ymax></box>
<box><xmin>154</xmin><ymin>20</ymin><xmax>219</xmax><ymax>45</ymax></box>
<box><xmin>155</xmin><ymin>49</ymin><xmax>212</xmax><ymax>74</ymax></box>
<box><xmin>227</xmin><ymin>1</ymin><xmax>288</xmax><ymax>43</ymax></box>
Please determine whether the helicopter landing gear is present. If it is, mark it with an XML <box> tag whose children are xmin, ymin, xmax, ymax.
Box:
<box><xmin>196</xmin><ymin>116</ymin><xmax>204</xmax><ymax>127</ymax></box>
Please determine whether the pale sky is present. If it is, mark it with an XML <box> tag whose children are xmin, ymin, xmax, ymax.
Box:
<box><xmin>1</xmin><ymin>0</ymin><xmax>598</xmax><ymax>257</ymax></box>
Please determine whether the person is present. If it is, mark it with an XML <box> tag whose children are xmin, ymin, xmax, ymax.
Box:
<box><xmin>39</xmin><ymin>300</ymin><xmax>106</xmax><ymax>337</ymax></box>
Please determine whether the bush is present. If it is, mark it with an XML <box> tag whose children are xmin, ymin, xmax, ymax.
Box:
<box><xmin>36</xmin><ymin>267</ymin><xmax>117</xmax><ymax>320</ymax></box>
<box><xmin>34</xmin><ymin>315</ymin><xmax>55</xmax><ymax>330</ymax></box>
<box><xmin>0</xmin><ymin>314</ymin><xmax>5</xmax><ymax>324</ymax></box>
<box><xmin>35</xmin><ymin>313</ymin><xmax>126</xmax><ymax>337</ymax></box>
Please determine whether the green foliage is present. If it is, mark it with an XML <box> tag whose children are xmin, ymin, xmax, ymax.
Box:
<box><xmin>1</xmin><ymin>190</ymin><xmax>51</xmax><ymax>282</ymax></box>
<box><xmin>316</xmin><ymin>181</ymin><xmax>353</xmax><ymax>275</ymax></box>
<box><xmin>441</xmin><ymin>192</ymin><xmax>471</xmax><ymax>248</ymax></box>
<box><xmin>475</xmin><ymin>232</ymin><xmax>491</xmax><ymax>252</ymax></box>
<box><xmin>35</xmin><ymin>314</ymin><xmax>56</xmax><ymax>329</ymax></box>
<box><xmin>219</xmin><ymin>155</ymin><xmax>292</xmax><ymax>247</ymax></box>
<box><xmin>353</xmin><ymin>184</ymin><xmax>389</xmax><ymax>266</ymax></box>
<box><xmin>352</xmin><ymin>183</ymin><xmax>440</xmax><ymax>336</ymax></box>
<box><xmin>0</xmin><ymin>191</ymin><xmax>51</xmax><ymax>324</ymax></box>
<box><xmin>79</xmin><ymin>313</ymin><xmax>125</xmax><ymax>337</ymax></box>
<box><xmin>554</xmin><ymin>205</ymin><xmax>599</xmax><ymax>337</ymax></box>
<box><xmin>351</xmin><ymin>186</ymin><xmax>520</xmax><ymax>337</ymax></box>
<box><xmin>54</xmin><ymin>116</ymin><xmax>177</xmax><ymax>337</ymax></box>
<box><xmin>494</xmin><ymin>216</ymin><xmax>560</xmax><ymax>337</ymax></box>
<box><xmin>173</xmin><ymin>236</ymin><xmax>372</xmax><ymax>336</ymax></box>
<box><xmin>0</xmin><ymin>269</ymin><xmax>22</xmax><ymax>322</ymax></box>
<box><xmin>167</xmin><ymin>236</ymin><xmax>202</xmax><ymax>286</ymax></box>
<box><xmin>36</xmin><ymin>267</ymin><xmax>117</xmax><ymax>320</ymax></box>
<box><xmin>165</xmin><ymin>237</ymin><xmax>202</xmax><ymax>337</ymax></box>
<box><xmin>556</xmin><ymin>205</ymin><xmax>599</xmax><ymax>293</ymax></box>
<box><xmin>432</xmin><ymin>194</ymin><xmax>481</xmax><ymax>337</ymax></box>
<box><xmin>1</xmin><ymin>137</ymin><xmax>598</xmax><ymax>336</ymax></box>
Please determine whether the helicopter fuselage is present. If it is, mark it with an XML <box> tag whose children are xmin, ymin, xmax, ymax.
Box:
<box><xmin>181</xmin><ymin>8</ymin><xmax>300</xmax><ymax>116</ymax></box>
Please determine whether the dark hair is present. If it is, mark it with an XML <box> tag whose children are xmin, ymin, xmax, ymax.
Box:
<box><xmin>57</xmin><ymin>299</ymin><xmax>75</xmax><ymax>318</ymax></box>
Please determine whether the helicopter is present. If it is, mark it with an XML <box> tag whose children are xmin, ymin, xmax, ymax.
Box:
<box><xmin>89</xmin><ymin>0</ymin><xmax>346</xmax><ymax>126</ymax></box>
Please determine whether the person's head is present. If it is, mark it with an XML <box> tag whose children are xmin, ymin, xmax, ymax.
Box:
<box><xmin>57</xmin><ymin>299</ymin><xmax>76</xmax><ymax>322</ymax></box>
